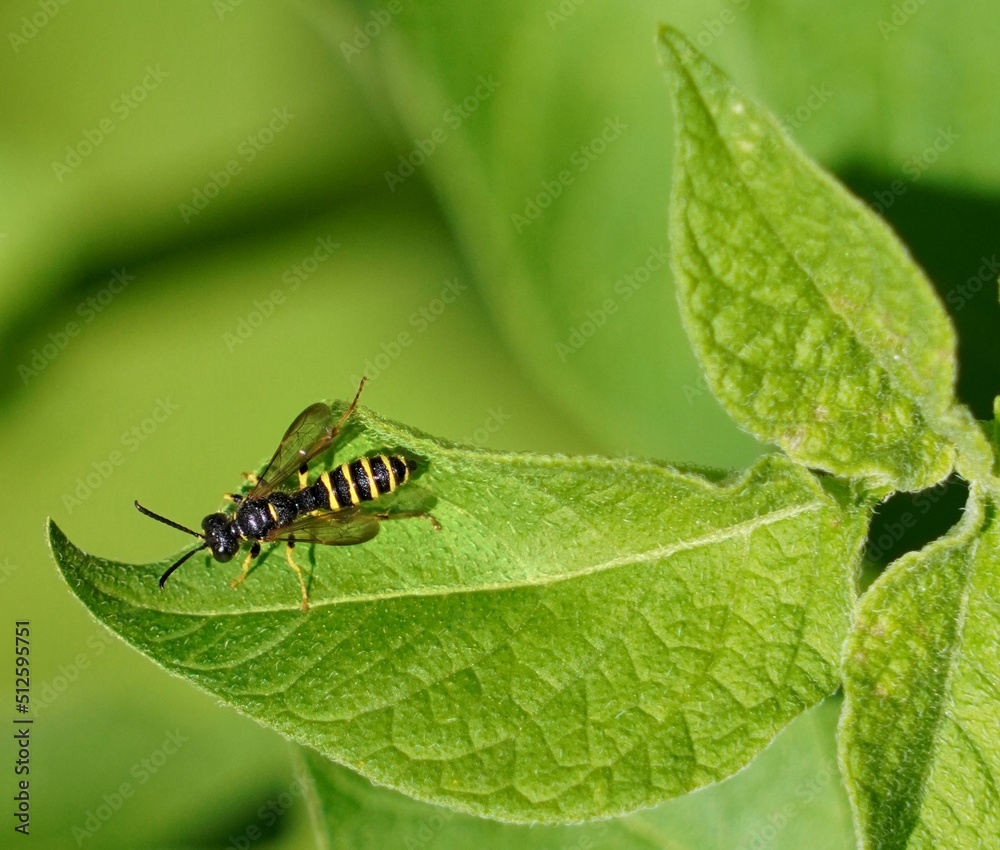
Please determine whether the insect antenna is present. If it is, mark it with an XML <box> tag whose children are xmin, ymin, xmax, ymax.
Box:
<box><xmin>134</xmin><ymin>500</ymin><xmax>203</xmax><ymax>538</ymax></box>
<box><xmin>156</xmin><ymin>543</ymin><xmax>209</xmax><ymax>588</ymax></box>
<box><xmin>134</xmin><ymin>501</ymin><xmax>209</xmax><ymax>587</ymax></box>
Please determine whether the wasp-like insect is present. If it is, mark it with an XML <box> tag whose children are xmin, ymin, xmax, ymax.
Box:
<box><xmin>135</xmin><ymin>379</ymin><xmax>437</xmax><ymax>610</ymax></box>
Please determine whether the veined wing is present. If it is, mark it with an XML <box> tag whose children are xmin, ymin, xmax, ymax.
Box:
<box><xmin>250</xmin><ymin>380</ymin><xmax>367</xmax><ymax>499</ymax></box>
<box><xmin>249</xmin><ymin>403</ymin><xmax>337</xmax><ymax>499</ymax></box>
<box><xmin>266</xmin><ymin>508</ymin><xmax>381</xmax><ymax>546</ymax></box>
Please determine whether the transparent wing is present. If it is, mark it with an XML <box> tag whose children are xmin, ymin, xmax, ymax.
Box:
<box><xmin>266</xmin><ymin>508</ymin><xmax>381</xmax><ymax>546</ymax></box>
<box><xmin>249</xmin><ymin>380</ymin><xmax>367</xmax><ymax>500</ymax></box>
<box><xmin>249</xmin><ymin>403</ymin><xmax>336</xmax><ymax>499</ymax></box>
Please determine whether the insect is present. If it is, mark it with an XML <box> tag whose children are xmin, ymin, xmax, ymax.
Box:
<box><xmin>134</xmin><ymin>378</ymin><xmax>437</xmax><ymax>611</ymax></box>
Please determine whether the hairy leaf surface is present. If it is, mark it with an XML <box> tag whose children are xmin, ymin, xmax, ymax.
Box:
<box><xmin>661</xmin><ymin>27</ymin><xmax>987</xmax><ymax>490</ymax></box>
<box><xmin>840</xmin><ymin>489</ymin><xmax>1000</xmax><ymax>849</ymax></box>
<box><xmin>297</xmin><ymin>697</ymin><xmax>854</xmax><ymax>849</ymax></box>
<box><xmin>52</xmin><ymin>403</ymin><xmax>863</xmax><ymax>821</ymax></box>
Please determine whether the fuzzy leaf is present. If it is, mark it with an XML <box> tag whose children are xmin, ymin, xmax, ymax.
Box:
<box><xmin>660</xmin><ymin>26</ymin><xmax>988</xmax><ymax>490</ymax></box>
<box><xmin>296</xmin><ymin>697</ymin><xmax>854</xmax><ymax>849</ymax></box>
<box><xmin>839</xmin><ymin>488</ymin><xmax>1000</xmax><ymax>848</ymax></box>
<box><xmin>51</xmin><ymin>402</ymin><xmax>863</xmax><ymax>822</ymax></box>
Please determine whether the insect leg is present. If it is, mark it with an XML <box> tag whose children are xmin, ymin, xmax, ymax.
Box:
<box><xmin>284</xmin><ymin>538</ymin><xmax>309</xmax><ymax>612</ymax></box>
<box><xmin>297</xmin><ymin>463</ymin><xmax>309</xmax><ymax>490</ymax></box>
<box><xmin>225</xmin><ymin>470</ymin><xmax>261</xmax><ymax>506</ymax></box>
<box><xmin>230</xmin><ymin>541</ymin><xmax>261</xmax><ymax>589</ymax></box>
<box><xmin>373</xmin><ymin>510</ymin><xmax>442</xmax><ymax>531</ymax></box>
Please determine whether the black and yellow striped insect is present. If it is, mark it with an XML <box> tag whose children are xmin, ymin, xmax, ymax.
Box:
<box><xmin>135</xmin><ymin>379</ymin><xmax>436</xmax><ymax>610</ymax></box>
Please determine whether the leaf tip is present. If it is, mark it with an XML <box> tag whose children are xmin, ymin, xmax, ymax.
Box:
<box><xmin>656</xmin><ymin>24</ymin><xmax>694</xmax><ymax>69</ymax></box>
<box><xmin>45</xmin><ymin>517</ymin><xmax>89</xmax><ymax>592</ymax></box>
<box><xmin>45</xmin><ymin>516</ymin><xmax>65</xmax><ymax>560</ymax></box>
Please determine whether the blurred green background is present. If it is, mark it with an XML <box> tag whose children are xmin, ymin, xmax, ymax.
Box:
<box><xmin>1</xmin><ymin>1</ymin><xmax>997</xmax><ymax>847</ymax></box>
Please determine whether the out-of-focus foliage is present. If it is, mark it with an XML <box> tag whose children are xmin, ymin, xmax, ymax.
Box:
<box><xmin>2</xmin><ymin>1</ymin><xmax>998</xmax><ymax>847</ymax></box>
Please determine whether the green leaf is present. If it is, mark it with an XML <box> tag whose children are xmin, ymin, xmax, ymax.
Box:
<box><xmin>50</xmin><ymin>403</ymin><xmax>864</xmax><ymax>822</ymax></box>
<box><xmin>839</xmin><ymin>486</ymin><xmax>1000</xmax><ymax>848</ymax></box>
<box><xmin>992</xmin><ymin>397</ymin><xmax>1000</xmax><ymax>476</ymax></box>
<box><xmin>297</xmin><ymin>696</ymin><xmax>855</xmax><ymax>849</ymax></box>
<box><xmin>660</xmin><ymin>26</ymin><xmax>988</xmax><ymax>491</ymax></box>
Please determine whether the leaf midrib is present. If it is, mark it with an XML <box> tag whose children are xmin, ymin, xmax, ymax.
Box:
<box><xmin>901</xmin><ymin>523</ymin><xmax>981</xmax><ymax>847</ymax></box>
<box><xmin>75</xmin><ymin>499</ymin><xmax>827</xmax><ymax>617</ymax></box>
<box><xmin>666</xmin><ymin>36</ymin><xmax>951</xmax><ymax>479</ymax></box>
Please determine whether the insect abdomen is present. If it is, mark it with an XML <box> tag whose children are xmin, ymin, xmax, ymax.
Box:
<box><xmin>314</xmin><ymin>454</ymin><xmax>413</xmax><ymax>510</ymax></box>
